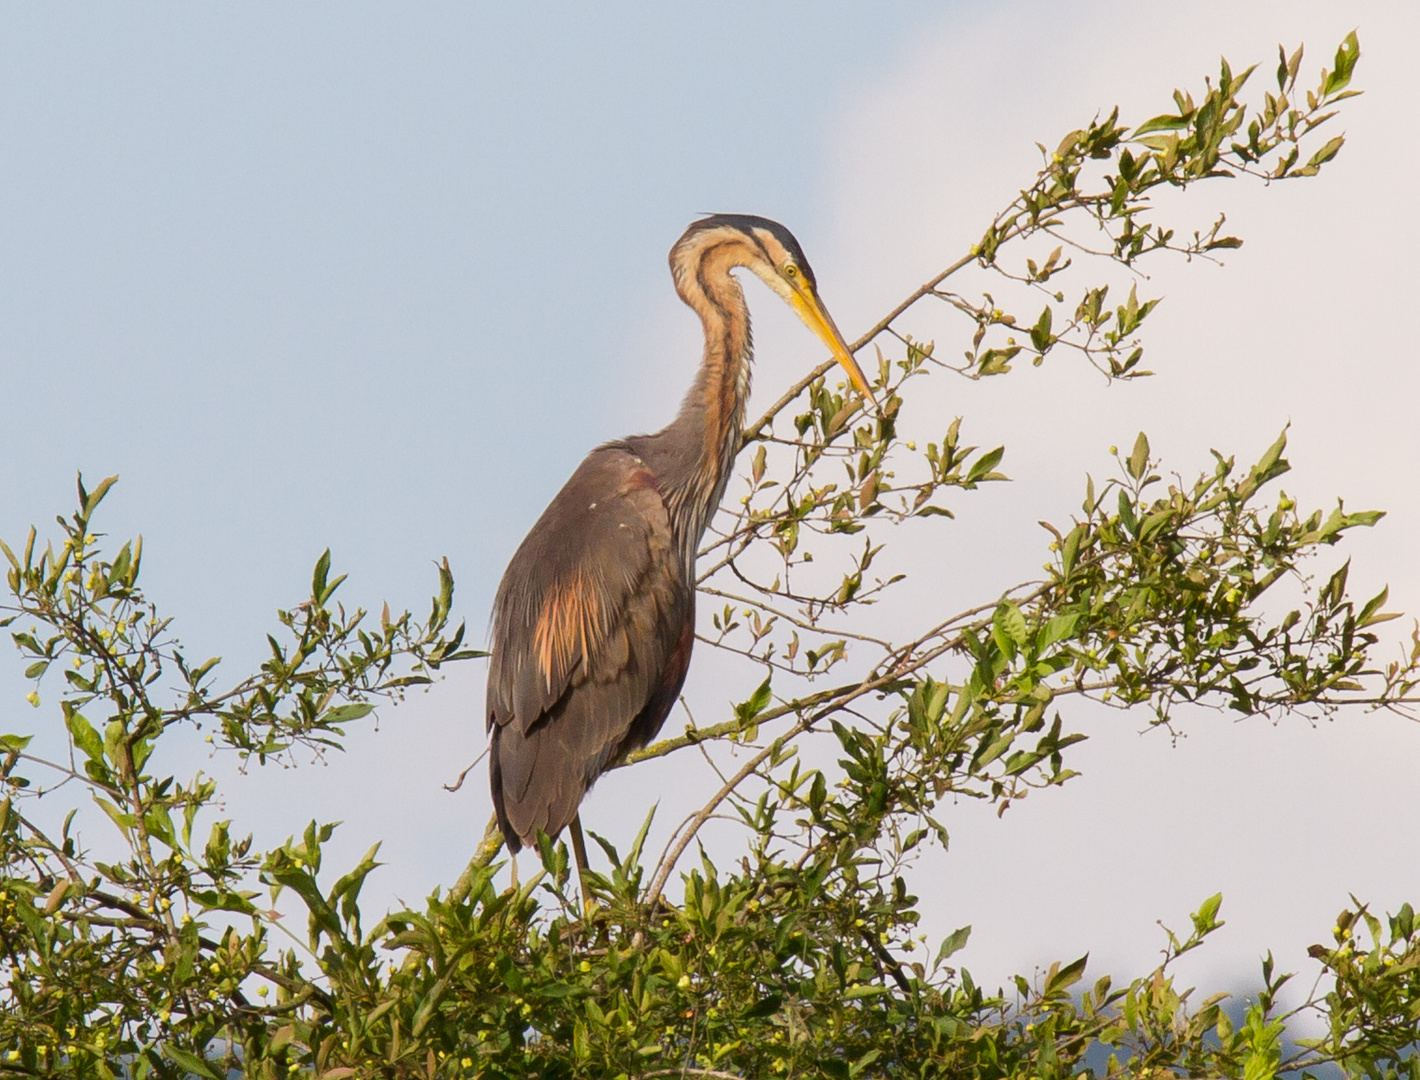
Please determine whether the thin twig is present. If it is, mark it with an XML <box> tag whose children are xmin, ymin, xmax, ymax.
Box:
<box><xmin>644</xmin><ymin>661</ymin><xmax>911</xmax><ymax>904</ymax></box>
<box><xmin>443</xmin><ymin>746</ymin><xmax>490</xmax><ymax>792</ymax></box>
<box><xmin>741</xmin><ymin>249</ymin><xmax>984</xmax><ymax>445</ymax></box>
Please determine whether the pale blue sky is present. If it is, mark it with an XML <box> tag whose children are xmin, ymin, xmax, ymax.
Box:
<box><xmin>2</xmin><ymin>2</ymin><xmax>1417</xmax><ymax>1006</ymax></box>
<box><xmin>0</xmin><ymin>3</ymin><xmax>941</xmax><ymax>657</ymax></box>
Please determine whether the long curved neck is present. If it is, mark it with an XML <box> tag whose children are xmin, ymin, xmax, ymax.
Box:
<box><xmin>654</xmin><ymin>247</ymin><xmax>754</xmax><ymax>565</ymax></box>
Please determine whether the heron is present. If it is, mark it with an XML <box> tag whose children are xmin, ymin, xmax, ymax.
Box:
<box><xmin>485</xmin><ymin>214</ymin><xmax>872</xmax><ymax>881</ymax></box>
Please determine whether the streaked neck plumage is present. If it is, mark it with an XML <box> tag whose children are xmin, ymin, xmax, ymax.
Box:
<box><xmin>650</xmin><ymin>237</ymin><xmax>755</xmax><ymax>575</ymax></box>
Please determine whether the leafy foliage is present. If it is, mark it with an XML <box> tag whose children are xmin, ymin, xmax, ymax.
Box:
<box><xmin>2</xmin><ymin>32</ymin><xmax>1417</xmax><ymax>1080</ymax></box>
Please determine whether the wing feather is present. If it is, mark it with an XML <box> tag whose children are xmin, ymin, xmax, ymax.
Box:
<box><xmin>486</xmin><ymin>445</ymin><xmax>692</xmax><ymax>849</ymax></box>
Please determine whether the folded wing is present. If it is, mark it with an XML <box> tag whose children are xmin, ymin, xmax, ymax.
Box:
<box><xmin>486</xmin><ymin>446</ymin><xmax>694</xmax><ymax>850</ymax></box>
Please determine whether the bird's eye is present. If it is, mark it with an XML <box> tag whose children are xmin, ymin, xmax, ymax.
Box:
<box><xmin>784</xmin><ymin>263</ymin><xmax>799</xmax><ymax>278</ymax></box>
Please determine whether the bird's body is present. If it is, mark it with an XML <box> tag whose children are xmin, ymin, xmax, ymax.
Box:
<box><xmin>486</xmin><ymin>215</ymin><xmax>870</xmax><ymax>853</ymax></box>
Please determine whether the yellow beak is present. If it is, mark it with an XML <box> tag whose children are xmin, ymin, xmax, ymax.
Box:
<box><xmin>791</xmin><ymin>290</ymin><xmax>877</xmax><ymax>406</ymax></box>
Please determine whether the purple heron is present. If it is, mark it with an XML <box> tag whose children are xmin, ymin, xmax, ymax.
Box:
<box><xmin>486</xmin><ymin>214</ymin><xmax>871</xmax><ymax>869</ymax></box>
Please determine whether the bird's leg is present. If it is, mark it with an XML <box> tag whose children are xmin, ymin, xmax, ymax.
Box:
<box><xmin>569</xmin><ymin>813</ymin><xmax>592</xmax><ymax>908</ymax></box>
<box><xmin>509</xmin><ymin>852</ymin><xmax>518</xmax><ymax>892</ymax></box>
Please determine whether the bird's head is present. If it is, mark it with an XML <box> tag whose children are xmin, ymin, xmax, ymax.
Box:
<box><xmin>670</xmin><ymin>214</ymin><xmax>875</xmax><ymax>404</ymax></box>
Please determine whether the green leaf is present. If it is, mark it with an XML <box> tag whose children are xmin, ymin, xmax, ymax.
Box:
<box><xmin>1134</xmin><ymin>113</ymin><xmax>1189</xmax><ymax>135</ymax></box>
<box><xmin>322</xmin><ymin>702</ymin><xmax>375</xmax><ymax>725</ymax></box>
<box><xmin>966</xmin><ymin>446</ymin><xmax>1007</xmax><ymax>484</ymax></box>
<box><xmin>161</xmin><ymin>1043</ymin><xmax>220</xmax><ymax>1079</ymax></box>
<box><xmin>1306</xmin><ymin>134</ymin><xmax>1344</xmax><ymax>171</ymax></box>
<box><xmin>936</xmin><ymin>924</ymin><xmax>971</xmax><ymax>963</ymax></box>
<box><xmin>1322</xmin><ymin>31</ymin><xmax>1360</xmax><ymax>97</ymax></box>
<box><xmin>743</xmin><ymin>992</ymin><xmax>783</xmax><ymax>1019</ymax></box>
<box><xmin>93</xmin><ymin>796</ymin><xmax>136</xmax><ymax>831</ymax></box>
<box><xmin>1127</xmin><ymin>431</ymin><xmax>1150</xmax><ymax>481</ymax></box>
<box><xmin>1044</xmin><ymin>953</ymin><xmax>1088</xmax><ymax>995</ymax></box>
<box><xmin>80</xmin><ymin>474</ymin><xmax>120</xmax><ymax>520</ymax></box>
<box><xmin>1192</xmin><ymin>892</ymin><xmax>1224</xmax><ymax>935</ymax></box>
<box><xmin>974</xmin><ymin>731</ymin><xmax>1014</xmax><ymax>769</ymax></box>
<box><xmin>1252</xmin><ymin>429</ymin><xmax>1290</xmax><ymax>485</ymax></box>
<box><xmin>1341</xmin><ymin>509</ymin><xmax>1384</xmax><ymax>529</ymax></box>
<box><xmin>1117</xmin><ymin>490</ymin><xmax>1138</xmax><ymax>535</ymax></box>
<box><xmin>622</xmin><ymin>803</ymin><xmax>657</xmax><ymax>874</ymax></box>
<box><xmin>144</xmin><ymin>805</ymin><xmax>177</xmax><ymax>849</ymax></box>
<box><xmin>66</xmin><ymin>712</ymin><xmax>105</xmax><ymax>764</ymax></box>
<box><xmin>312</xmin><ymin>548</ymin><xmax>332</xmax><ymax>602</ymax></box>
<box><xmin>1030</xmin><ymin>305</ymin><xmax>1054</xmax><ymax>351</ymax></box>
<box><xmin>1278</xmin><ymin>43</ymin><xmax>1303</xmax><ymax>92</ymax></box>
<box><xmin>735</xmin><ymin>674</ymin><xmax>773</xmax><ymax>724</ymax></box>
<box><xmin>1357</xmin><ymin>588</ymin><xmax>1398</xmax><ymax>629</ymax></box>
<box><xmin>993</xmin><ymin>602</ymin><xmax>1028</xmax><ymax>648</ymax></box>
<box><xmin>1037</xmin><ymin>613</ymin><xmax>1080</xmax><ymax>652</ymax></box>
<box><xmin>808</xmin><ymin>772</ymin><xmax>827</xmax><ymax>815</ymax></box>
<box><xmin>1060</xmin><ymin>525</ymin><xmax>1083</xmax><ymax>578</ymax></box>
<box><xmin>843</xmin><ymin>984</ymin><xmax>886</xmax><ymax>1000</ymax></box>
<box><xmin>330</xmin><ymin>842</ymin><xmax>382</xmax><ymax>926</ymax></box>
<box><xmin>191</xmin><ymin>888</ymin><xmax>259</xmax><ymax>916</ymax></box>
